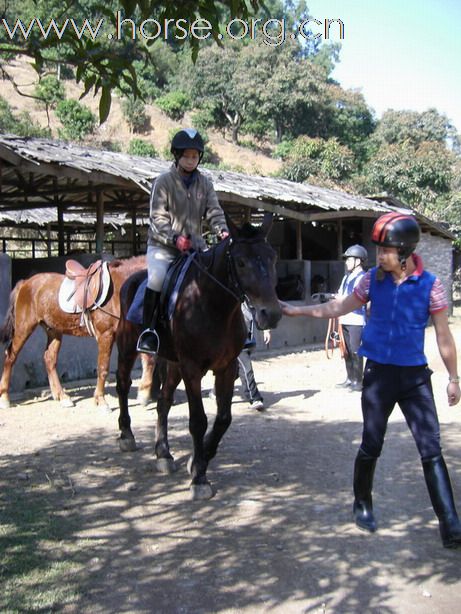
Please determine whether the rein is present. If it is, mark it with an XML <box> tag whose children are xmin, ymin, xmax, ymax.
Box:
<box><xmin>190</xmin><ymin>238</ymin><xmax>252</xmax><ymax>303</ymax></box>
<box><xmin>325</xmin><ymin>318</ymin><xmax>347</xmax><ymax>359</ymax></box>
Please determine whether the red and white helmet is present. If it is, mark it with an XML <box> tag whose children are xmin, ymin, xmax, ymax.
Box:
<box><xmin>372</xmin><ymin>212</ymin><xmax>420</xmax><ymax>263</ymax></box>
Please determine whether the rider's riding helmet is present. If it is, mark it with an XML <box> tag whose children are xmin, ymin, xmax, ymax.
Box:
<box><xmin>342</xmin><ymin>244</ymin><xmax>368</xmax><ymax>262</ymax></box>
<box><xmin>371</xmin><ymin>212</ymin><xmax>420</xmax><ymax>267</ymax></box>
<box><xmin>171</xmin><ymin>128</ymin><xmax>205</xmax><ymax>163</ymax></box>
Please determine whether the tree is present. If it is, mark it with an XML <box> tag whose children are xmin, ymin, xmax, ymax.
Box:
<box><xmin>34</xmin><ymin>74</ymin><xmax>65</xmax><ymax>125</ymax></box>
<box><xmin>0</xmin><ymin>0</ymin><xmax>264</xmax><ymax>122</ymax></box>
<box><xmin>358</xmin><ymin>140</ymin><xmax>455</xmax><ymax>215</ymax></box>
<box><xmin>280</xmin><ymin>136</ymin><xmax>355</xmax><ymax>184</ymax></box>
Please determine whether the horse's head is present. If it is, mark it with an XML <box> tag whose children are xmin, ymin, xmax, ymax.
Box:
<box><xmin>226</xmin><ymin>212</ymin><xmax>282</xmax><ymax>330</ymax></box>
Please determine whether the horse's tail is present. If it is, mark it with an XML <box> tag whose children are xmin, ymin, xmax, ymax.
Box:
<box><xmin>0</xmin><ymin>280</ymin><xmax>23</xmax><ymax>348</ymax></box>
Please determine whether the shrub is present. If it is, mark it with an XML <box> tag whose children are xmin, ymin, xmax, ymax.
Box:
<box><xmin>128</xmin><ymin>139</ymin><xmax>158</xmax><ymax>157</ymax></box>
<box><xmin>55</xmin><ymin>99</ymin><xmax>96</xmax><ymax>141</ymax></box>
<box><xmin>0</xmin><ymin>96</ymin><xmax>49</xmax><ymax>137</ymax></box>
<box><xmin>156</xmin><ymin>91</ymin><xmax>191</xmax><ymax>120</ymax></box>
<box><xmin>121</xmin><ymin>97</ymin><xmax>149</xmax><ymax>133</ymax></box>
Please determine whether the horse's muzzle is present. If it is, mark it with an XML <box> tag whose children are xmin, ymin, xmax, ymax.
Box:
<box><xmin>254</xmin><ymin>305</ymin><xmax>282</xmax><ymax>330</ymax></box>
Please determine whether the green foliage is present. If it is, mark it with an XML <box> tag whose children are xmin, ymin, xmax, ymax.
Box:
<box><xmin>372</xmin><ymin>108</ymin><xmax>454</xmax><ymax>148</ymax></box>
<box><xmin>34</xmin><ymin>75</ymin><xmax>65</xmax><ymax>108</ymax></box>
<box><xmin>55</xmin><ymin>99</ymin><xmax>96</xmax><ymax>141</ymax></box>
<box><xmin>0</xmin><ymin>96</ymin><xmax>49</xmax><ymax>136</ymax></box>
<box><xmin>358</xmin><ymin>140</ymin><xmax>455</xmax><ymax>213</ymax></box>
<box><xmin>121</xmin><ymin>96</ymin><xmax>148</xmax><ymax>133</ymax></box>
<box><xmin>128</xmin><ymin>138</ymin><xmax>158</xmax><ymax>157</ymax></box>
<box><xmin>280</xmin><ymin>136</ymin><xmax>355</xmax><ymax>183</ymax></box>
<box><xmin>156</xmin><ymin>91</ymin><xmax>191</xmax><ymax>120</ymax></box>
<box><xmin>1</xmin><ymin>0</ymin><xmax>265</xmax><ymax>121</ymax></box>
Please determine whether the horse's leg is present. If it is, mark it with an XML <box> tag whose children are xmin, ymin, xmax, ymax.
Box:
<box><xmin>115</xmin><ymin>329</ymin><xmax>138</xmax><ymax>452</ymax></box>
<box><xmin>93</xmin><ymin>332</ymin><xmax>114</xmax><ymax>412</ymax></box>
<box><xmin>203</xmin><ymin>360</ymin><xmax>235</xmax><ymax>463</ymax></box>
<box><xmin>0</xmin><ymin>321</ymin><xmax>37</xmax><ymax>409</ymax></box>
<box><xmin>137</xmin><ymin>352</ymin><xmax>155</xmax><ymax>407</ymax></box>
<box><xmin>154</xmin><ymin>362</ymin><xmax>181</xmax><ymax>474</ymax></box>
<box><xmin>180</xmin><ymin>365</ymin><xmax>217</xmax><ymax>501</ymax></box>
<box><xmin>43</xmin><ymin>331</ymin><xmax>74</xmax><ymax>408</ymax></box>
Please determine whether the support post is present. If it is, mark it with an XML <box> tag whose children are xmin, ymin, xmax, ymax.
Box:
<box><xmin>96</xmin><ymin>191</ymin><xmax>104</xmax><ymax>254</ymax></box>
<box><xmin>296</xmin><ymin>220</ymin><xmax>303</xmax><ymax>260</ymax></box>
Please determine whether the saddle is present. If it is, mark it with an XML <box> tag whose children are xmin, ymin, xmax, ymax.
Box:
<box><xmin>58</xmin><ymin>259</ymin><xmax>111</xmax><ymax>336</ymax></box>
<box><xmin>65</xmin><ymin>259</ymin><xmax>106</xmax><ymax>311</ymax></box>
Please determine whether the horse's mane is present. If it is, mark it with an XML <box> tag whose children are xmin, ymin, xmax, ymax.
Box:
<box><xmin>109</xmin><ymin>254</ymin><xmax>147</xmax><ymax>272</ymax></box>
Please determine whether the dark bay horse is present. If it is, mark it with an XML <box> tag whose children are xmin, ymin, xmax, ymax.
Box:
<box><xmin>115</xmin><ymin>213</ymin><xmax>282</xmax><ymax>500</ymax></box>
<box><xmin>0</xmin><ymin>256</ymin><xmax>154</xmax><ymax>411</ymax></box>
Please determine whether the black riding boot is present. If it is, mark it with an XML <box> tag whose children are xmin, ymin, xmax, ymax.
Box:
<box><xmin>353</xmin><ymin>449</ymin><xmax>378</xmax><ymax>532</ymax></box>
<box><xmin>422</xmin><ymin>455</ymin><xmax>461</xmax><ymax>548</ymax></box>
<box><xmin>137</xmin><ymin>288</ymin><xmax>160</xmax><ymax>355</ymax></box>
<box><xmin>349</xmin><ymin>354</ymin><xmax>363</xmax><ymax>392</ymax></box>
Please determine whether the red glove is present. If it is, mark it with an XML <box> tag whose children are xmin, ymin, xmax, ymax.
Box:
<box><xmin>219</xmin><ymin>230</ymin><xmax>229</xmax><ymax>240</ymax></box>
<box><xmin>175</xmin><ymin>235</ymin><xmax>192</xmax><ymax>252</ymax></box>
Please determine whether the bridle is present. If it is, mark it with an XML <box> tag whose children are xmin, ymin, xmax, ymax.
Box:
<box><xmin>190</xmin><ymin>235</ymin><xmax>268</xmax><ymax>305</ymax></box>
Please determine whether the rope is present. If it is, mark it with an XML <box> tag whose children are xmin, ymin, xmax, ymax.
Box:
<box><xmin>325</xmin><ymin>318</ymin><xmax>347</xmax><ymax>360</ymax></box>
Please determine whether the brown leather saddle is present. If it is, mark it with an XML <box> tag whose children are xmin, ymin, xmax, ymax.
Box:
<box><xmin>65</xmin><ymin>259</ymin><xmax>105</xmax><ymax>311</ymax></box>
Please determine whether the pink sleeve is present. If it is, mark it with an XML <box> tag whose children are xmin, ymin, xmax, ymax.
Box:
<box><xmin>354</xmin><ymin>270</ymin><xmax>371</xmax><ymax>303</ymax></box>
<box><xmin>430</xmin><ymin>278</ymin><xmax>448</xmax><ymax>313</ymax></box>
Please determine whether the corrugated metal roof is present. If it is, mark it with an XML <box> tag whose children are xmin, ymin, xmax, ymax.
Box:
<box><xmin>0</xmin><ymin>134</ymin><xmax>454</xmax><ymax>239</ymax></box>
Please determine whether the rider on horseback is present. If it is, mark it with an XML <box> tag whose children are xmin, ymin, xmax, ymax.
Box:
<box><xmin>137</xmin><ymin>128</ymin><xmax>229</xmax><ymax>354</ymax></box>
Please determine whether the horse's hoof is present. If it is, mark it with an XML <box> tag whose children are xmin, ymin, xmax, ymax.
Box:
<box><xmin>155</xmin><ymin>458</ymin><xmax>177</xmax><ymax>474</ymax></box>
<box><xmin>119</xmin><ymin>437</ymin><xmax>137</xmax><ymax>452</ymax></box>
<box><xmin>60</xmin><ymin>397</ymin><xmax>74</xmax><ymax>408</ymax></box>
<box><xmin>190</xmin><ymin>482</ymin><xmax>214</xmax><ymax>501</ymax></box>
<box><xmin>0</xmin><ymin>398</ymin><xmax>11</xmax><ymax>410</ymax></box>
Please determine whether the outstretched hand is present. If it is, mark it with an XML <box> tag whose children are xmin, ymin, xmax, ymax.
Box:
<box><xmin>279</xmin><ymin>300</ymin><xmax>297</xmax><ymax>317</ymax></box>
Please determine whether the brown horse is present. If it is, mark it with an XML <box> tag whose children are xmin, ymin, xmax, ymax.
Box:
<box><xmin>0</xmin><ymin>256</ymin><xmax>154</xmax><ymax>411</ymax></box>
<box><xmin>115</xmin><ymin>213</ymin><xmax>282</xmax><ymax>500</ymax></box>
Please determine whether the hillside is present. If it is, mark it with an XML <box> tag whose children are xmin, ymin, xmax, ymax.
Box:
<box><xmin>2</xmin><ymin>58</ymin><xmax>282</xmax><ymax>176</ymax></box>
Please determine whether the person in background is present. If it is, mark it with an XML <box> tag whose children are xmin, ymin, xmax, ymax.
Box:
<box><xmin>280</xmin><ymin>212</ymin><xmax>461</xmax><ymax>549</ymax></box>
<box><xmin>336</xmin><ymin>244</ymin><xmax>368</xmax><ymax>392</ymax></box>
<box><xmin>238</xmin><ymin>302</ymin><xmax>271</xmax><ymax>411</ymax></box>
<box><xmin>138</xmin><ymin>128</ymin><xmax>229</xmax><ymax>354</ymax></box>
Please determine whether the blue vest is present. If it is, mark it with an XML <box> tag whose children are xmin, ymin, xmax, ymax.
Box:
<box><xmin>358</xmin><ymin>266</ymin><xmax>435</xmax><ymax>366</ymax></box>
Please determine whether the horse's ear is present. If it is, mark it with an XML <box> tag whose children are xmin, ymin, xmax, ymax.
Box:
<box><xmin>224</xmin><ymin>211</ymin><xmax>239</xmax><ymax>238</ymax></box>
<box><xmin>261</xmin><ymin>212</ymin><xmax>273</xmax><ymax>238</ymax></box>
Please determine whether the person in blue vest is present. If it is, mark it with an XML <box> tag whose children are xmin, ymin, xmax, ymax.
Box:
<box><xmin>336</xmin><ymin>244</ymin><xmax>368</xmax><ymax>392</ymax></box>
<box><xmin>280</xmin><ymin>212</ymin><xmax>461</xmax><ymax>548</ymax></box>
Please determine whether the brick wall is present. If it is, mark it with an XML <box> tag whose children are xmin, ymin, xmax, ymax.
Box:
<box><xmin>417</xmin><ymin>231</ymin><xmax>454</xmax><ymax>312</ymax></box>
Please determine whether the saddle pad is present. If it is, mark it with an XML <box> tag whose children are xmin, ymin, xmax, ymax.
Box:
<box><xmin>58</xmin><ymin>261</ymin><xmax>111</xmax><ymax>314</ymax></box>
<box><xmin>126</xmin><ymin>253</ymin><xmax>196</xmax><ymax>325</ymax></box>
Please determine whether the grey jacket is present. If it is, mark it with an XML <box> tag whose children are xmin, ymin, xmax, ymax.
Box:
<box><xmin>147</xmin><ymin>164</ymin><xmax>228</xmax><ymax>252</ymax></box>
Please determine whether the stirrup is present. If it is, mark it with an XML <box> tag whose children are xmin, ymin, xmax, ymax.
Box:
<box><xmin>137</xmin><ymin>328</ymin><xmax>160</xmax><ymax>355</ymax></box>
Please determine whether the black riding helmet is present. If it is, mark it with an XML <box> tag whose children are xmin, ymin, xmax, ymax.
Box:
<box><xmin>342</xmin><ymin>244</ymin><xmax>368</xmax><ymax>262</ymax></box>
<box><xmin>171</xmin><ymin>128</ymin><xmax>205</xmax><ymax>164</ymax></box>
<box><xmin>371</xmin><ymin>212</ymin><xmax>420</xmax><ymax>267</ymax></box>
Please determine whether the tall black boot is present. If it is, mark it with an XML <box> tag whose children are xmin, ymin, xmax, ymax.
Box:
<box><xmin>422</xmin><ymin>455</ymin><xmax>461</xmax><ymax>548</ymax></box>
<box><xmin>353</xmin><ymin>449</ymin><xmax>378</xmax><ymax>532</ymax></box>
<box><xmin>349</xmin><ymin>354</ymin><xmax>363</xmax><ymax>392</ymax></box>
<box><xmin>137</xmin><ymin>288</ymin><xmax>160</xmax><ymax>354</ymax></box>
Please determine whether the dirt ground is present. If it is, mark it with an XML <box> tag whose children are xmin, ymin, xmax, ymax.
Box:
<box><xmin>1</xmin><ymin>317</ymin><xmax>461</xmax><ymax>613</ymax></box>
